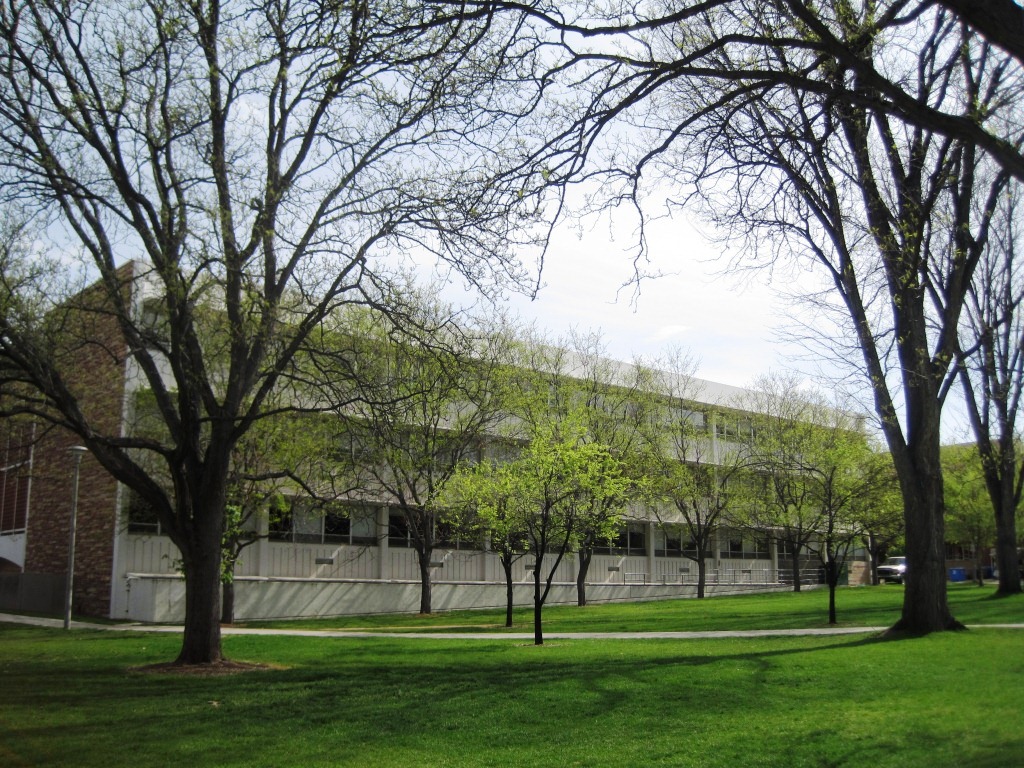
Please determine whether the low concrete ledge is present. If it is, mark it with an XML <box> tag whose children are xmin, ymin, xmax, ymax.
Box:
<box><xmin>120</xmin><ymin>572</ymin><xmax>802</xmax><ymax>623</ymax></box>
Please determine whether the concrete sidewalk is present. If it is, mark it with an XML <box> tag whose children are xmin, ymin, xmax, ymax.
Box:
<box><xmin>6</xmin><ymin>611</ymin><xmax>1021</xmax><ymax>639</ymax></box>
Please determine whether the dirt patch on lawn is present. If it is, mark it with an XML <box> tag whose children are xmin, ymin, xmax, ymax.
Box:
<box><xmin>130</xmin><ymin>659</ymin><xmax>282</xmax><ymax>677</ymax></box>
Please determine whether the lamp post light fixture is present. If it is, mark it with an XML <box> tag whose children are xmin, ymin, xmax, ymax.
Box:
<box><xmin>64</xmin><ymin>445</ymin><xmax>88</xmax><ymax>631</ymax></box>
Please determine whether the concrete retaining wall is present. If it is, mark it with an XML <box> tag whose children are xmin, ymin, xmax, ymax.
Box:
<box><xmin>0</xmin><ymin>572</ymin><xmax>65</xmax><ymax>614</ymax></box>
<box><xmin>120</xmin><ymin>572</ymin><xmax>798</xmax><ymax>623</ymax></box>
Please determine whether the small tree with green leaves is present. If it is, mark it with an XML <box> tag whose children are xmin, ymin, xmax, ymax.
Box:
<box><xmin>642</xmin><ymin>349</ymin><xmax>750</xmax><ymax>598</ymax></box>
<box><xmin>312</xmin><ymin>300</ymin><xmax>514</xmax><ymax>614</ymax></box>
<box><xmin>740</xmin><ymin>373</ymin><xmax>885</xmax><ymax>623</ymax></box>
<box><xmin>448</xmin><ymin>414</ymin><xmax>630</xmax><ymax>645</ymax></box>
<box><xmin>561</xmin><ymin>331</ymin><xmax>657</xmax><ymax>606</ymax></box>
<box><xmin>803</xmin><ymin>424</ymin><xmax>893</xmax><ymax>623</ymax></box>
<box><xmin>441</xmin><ymin>457</ymin><xmax>528</xmax><ymax>628</ymax></box>
<box><xmin>944</xmin><ymin>444</ymin><xmax>998</xmax><ymax>586</ymax></box>
<box><xmin>739</xmin><ymin>376</ymin><xmax>827</xmax><ymax>593</ymax></box>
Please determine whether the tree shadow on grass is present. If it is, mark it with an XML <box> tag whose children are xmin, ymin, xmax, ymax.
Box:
<box><xmin>6</xmin><ymin>628</ymin><xmax>1016</xmax><ymax>768</ymax></box>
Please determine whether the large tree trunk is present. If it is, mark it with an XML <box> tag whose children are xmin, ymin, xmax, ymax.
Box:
<box><xmin>890</xmin><ymin>454</ymin><xmax>962</xmax><ymax>633</ymax></box>
<box><xmin>417</xmin><ymin>551</ymin><xmax>433</xmax><ymax>615</ymax></box>
<box><xmin>221</xmin><ymin>578</ymin><xmax>235</xmax><ymax>625</ymax></box>
<box><xmin>576</xmin><ymin>547</ymin><xmax>593</xmax><ymax>607</ymax></box>
<box><xmin>696</xmin><ymin>556</ymin><xmax>706</xmax><ymax>599</ymax></box>
<box><xmin>994</xmin><ymin>503</ymin><xmax>1021</xmax><ymax>594</ymax></box>
<box><xmin>176</xmin><ymin>528</ymin><xmax>224</xmax><ymax>665</ymax></box>
<box><xmin>502</xmin><ymin>557</ymin><xmax>515</xmax><ymax>628</ymax></box>
<box><xmin>991</xmin><ymin>463</ymin><xmax>1022</xmax><ymax>595</ymax></box>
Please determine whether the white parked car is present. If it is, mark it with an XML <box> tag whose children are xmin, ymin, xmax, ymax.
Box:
<box><xmin>878</xmin><ymin>556</ymin><xmax>908</xmax><ymax>584</ymax></box>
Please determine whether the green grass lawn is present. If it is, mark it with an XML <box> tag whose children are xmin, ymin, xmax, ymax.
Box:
<box><xmin>2</xmin><ymin>585</ymin><xmax>1023</xmax><ymax>767</ymax></box>
<box><xmin>237</xmin><ymin>581</ymin><xmax>1024</xmax><ymax>633</ymax></box>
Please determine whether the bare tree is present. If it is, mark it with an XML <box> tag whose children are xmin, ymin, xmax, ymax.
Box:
<box><xmin>956</xmin><ymin>183</ymin><xmax>1024</xmax><ymax>594</ymax></box>
<box><xmin>314</xmin><ymin>299</ymin><xmax>515</xmax><ymax>615</ymax></box>
<box><xmin>644</xmin><ymin>348</ymin><xmax>746</xmax><ymax>599</ymax></box>
<box><xmin>496</xmin><ymin>2</ymin><xmax>1022</xmax><ymax>633</ymax></box>
<box><xmin>0</xmin><ymin>1</ymin><xmax>547</xmax><ymax>664</ymax></box>
<box><xmin>468</xmin><ymin>1</ymin><xmax>1024</xmax><ymax>183</ymax></box>
<box><xmin>676</xmin><ymin>15</ymin><xmax>1014</xmax><ymax>632</ymax></box>
<box><xmin>564</xmin><ymin>330</ymin><xmax>654</xmax><ymax>606</ymax></box>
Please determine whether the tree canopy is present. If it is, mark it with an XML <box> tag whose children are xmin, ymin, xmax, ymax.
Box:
<box><xmin>0</xmin><ymin>0</ymin><xmax>550</xmax><ymax>664</ymax></box>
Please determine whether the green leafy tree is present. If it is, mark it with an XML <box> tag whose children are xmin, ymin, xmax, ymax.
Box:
<box><xmin>219</xmin><ymin>411</ymin><xmax>357</xmax><ymax>623</ymax></box>
<box><xmin>446</xmin><ymin>412</ymin><xmax>631</xmax><ymax>645</ymax></box>
<box><xmin>561</xmin><ymin>331</ymin><xmax>656</xmax><ymax>606</ymax></box>
<box><xmin>803</xmin><ymin>423</ymin><xmax>893</xmax><ymax>623</ymax></box>
<box><xmin>0</xmin><ymin>1</ymin><xmax>547</xmax><ymax>664</ymax></box>
<box><xmin>944</xmin><ymin>444</ymin><xmax>998</xmax><ymax>586</ymax></box>
<box><xmin>508</xmin><ymin>419</ymin><xmax>630</xmax><ymax>646</ymax></box>
<box><xmin>741</xmin><ymin>373</ymin><xmax>886</xmax><ymax>622</ymax></box>
<box><xmin>490</xmin><ymin>0</ymin><xmax>1024</xmax><ymax>635</ymax></box>
<box><xmin>643</xmin><ymin>349</ymin><xmax>748</xmax><ymax>599</ymax></box>
<box><xmin>314</xmin><ymin>299</ymin><xmax>515</xmax><ymax>615</ymax></box>
<box><xmin>740</xmin><ymin>375</ymin><xmax>827</xmax><ymax>594</ymax></box>
<box><xmin>441</xmin><ymin>457</ymin><xmax>528</xmax><ymax>628</ymax></box>
<box><xmin>857</xmin><ymin>452</ymin><xmax>905</xmax><ymax>585</ymax></box>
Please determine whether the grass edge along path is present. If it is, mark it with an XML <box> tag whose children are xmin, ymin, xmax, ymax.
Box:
<box><xmin>225</xmin><ymin>582</ymin><xmax>1024</xmax><ymax>634</ymax></box>
<box><xmin>3</xmin><ymin>583</ymin><xmax>1022</xmax><ymax>637</ymax></box>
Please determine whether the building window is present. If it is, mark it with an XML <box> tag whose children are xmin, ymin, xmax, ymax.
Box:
<box><xmin>595</xmin><ymin>523</ymin><xmax>646</xmax><ymax>556</ymax></box>
<box><xmin>322</xmin><ymin>509</ymin><xmax>350</xmax><ymax>543</ymax></box>
<box><xmin>349</xmin><ymin>504</ymin><xmax>379</xmax><ymax>546</ymax></box>
<box><xmin>777</xmin><ymin>539</ymin><xmax>810</xmax><ymax>559</ymax></box>
<box><xmin>271</xmin><ymin>499</ymin><xmax>380</xmax><ymax>546</ymax></box>
<box><xmin>0</xmin><ymin>426</ymin><xmax>32</xmax><ymax>535</ymax></box>
<box><xmin>751</xmin><ymin>536</ymin><xmax>770</xmax><ymax>559</ymax></box>
<box><xmin>681</xmin><ymin>409</ymin><xmax>706</xmax><ymax>433</ymax></box>
<box><xmin>720</xmin><ymin>534</ymin><xmax>772</xmax><ymax>560</ymax></box>
<box><xmin>125</xmin><ymin>490</ymin><xmax>162</xmax><ymax>535</ymax></box>
<box><xmin>388</xmin><ymin>512</ymin><xmax>411</xmax><ymax>547</ymax></box>
<box><xmin>656</xmin><ymin>526</ymin><xmax>682</xmax><ymax>557</ymax></box>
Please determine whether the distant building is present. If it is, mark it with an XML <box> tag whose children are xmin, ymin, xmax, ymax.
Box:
<box><xmin>1</xmin><ymin>264</ymin><xmax>854</xmax><ymax>623</ymax></box>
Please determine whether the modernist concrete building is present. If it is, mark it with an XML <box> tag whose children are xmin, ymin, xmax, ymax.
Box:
<box><xmin>0</xmin><ymin>264</ymin><xmax>854</xmax><ymax>623</ymax></box>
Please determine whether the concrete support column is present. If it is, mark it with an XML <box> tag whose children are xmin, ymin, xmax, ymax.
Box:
<box><xmin>254</xmin><ymin>504</ymin><xmax>271</xmax><ymax>577</ymax></box>
<box><xmin>646</xmin><ymin>520</ymin><xmax>656</xmax><ymax>582</ymax></box>
<box><xmin>377</xmin><ymin>505</ymin><xmax>389</xmax><ymax>580</ymax></box>
<box><xmin>480</xmin><ymin>534</ymin><xmax>491</xmax><ymax>582</ymax></box>
<box><xmin>713</xmin><ymin>528</ymin><xmax>723</xmax><ymax>581</ymax></box>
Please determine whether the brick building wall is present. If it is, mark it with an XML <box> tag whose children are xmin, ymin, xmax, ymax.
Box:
<box><xmin>21</xmin><ymin>265</ymin><xmax>132</xmax><ymax>617</ymax></box>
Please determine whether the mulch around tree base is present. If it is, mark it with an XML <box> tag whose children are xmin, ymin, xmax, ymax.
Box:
<box><xmin>131</xmin><ymin>659</ymin><xmax>279</xmax><ymax>677</ymax></box>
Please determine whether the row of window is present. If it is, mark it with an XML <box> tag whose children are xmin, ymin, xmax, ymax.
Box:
<box><xmin>0</xmin><ymin>431</ymin><xmax>32</xmax><ymax>535</ymax></box>
<box><xmin>594</xmin><ymin>530</ymin><xmax>776</xmax><ymax>560</ymax></box>
<box><xmin>266</xmin><ymin>504</ymin><xmax>485</xmax><ymax>549</ymax></box>
<box><xmin>127</xmin><ymin>496</ymin><xmax>789</xmax><ymax>565</ymax></box>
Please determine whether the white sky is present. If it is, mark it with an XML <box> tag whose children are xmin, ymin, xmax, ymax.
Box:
<box><xmin>493</xmin><ymin>208</ymin><xmax>807</xmax><ymax>391</ymax></box>
<box><xmin>484</xmin><ymin>208</ymin><xmax>978</xmax><ymax>444</ymax></box>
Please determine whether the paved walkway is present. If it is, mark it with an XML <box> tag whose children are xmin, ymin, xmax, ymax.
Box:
<box><xmin>3</xmin><ymin>612</ymin><xmax>1022</xmax><ymax>640</ymax></box>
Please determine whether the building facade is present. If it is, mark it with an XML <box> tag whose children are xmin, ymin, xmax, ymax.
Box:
<box><xmin>1</xmin><ymin>265</ymin><xmax>855</xmax><ymax>622</ymax></box>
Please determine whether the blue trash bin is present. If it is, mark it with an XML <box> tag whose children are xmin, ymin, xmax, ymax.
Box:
<box><xmin>949</xmin><ymin>567</ymin><xmax>967</xmax><ymax>582</ymax></box>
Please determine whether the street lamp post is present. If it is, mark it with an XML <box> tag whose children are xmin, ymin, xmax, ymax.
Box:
<box><xmin>64</xmin><ymin>445</ymin><xmax>88</xmax><ymax>630</ymax></box>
